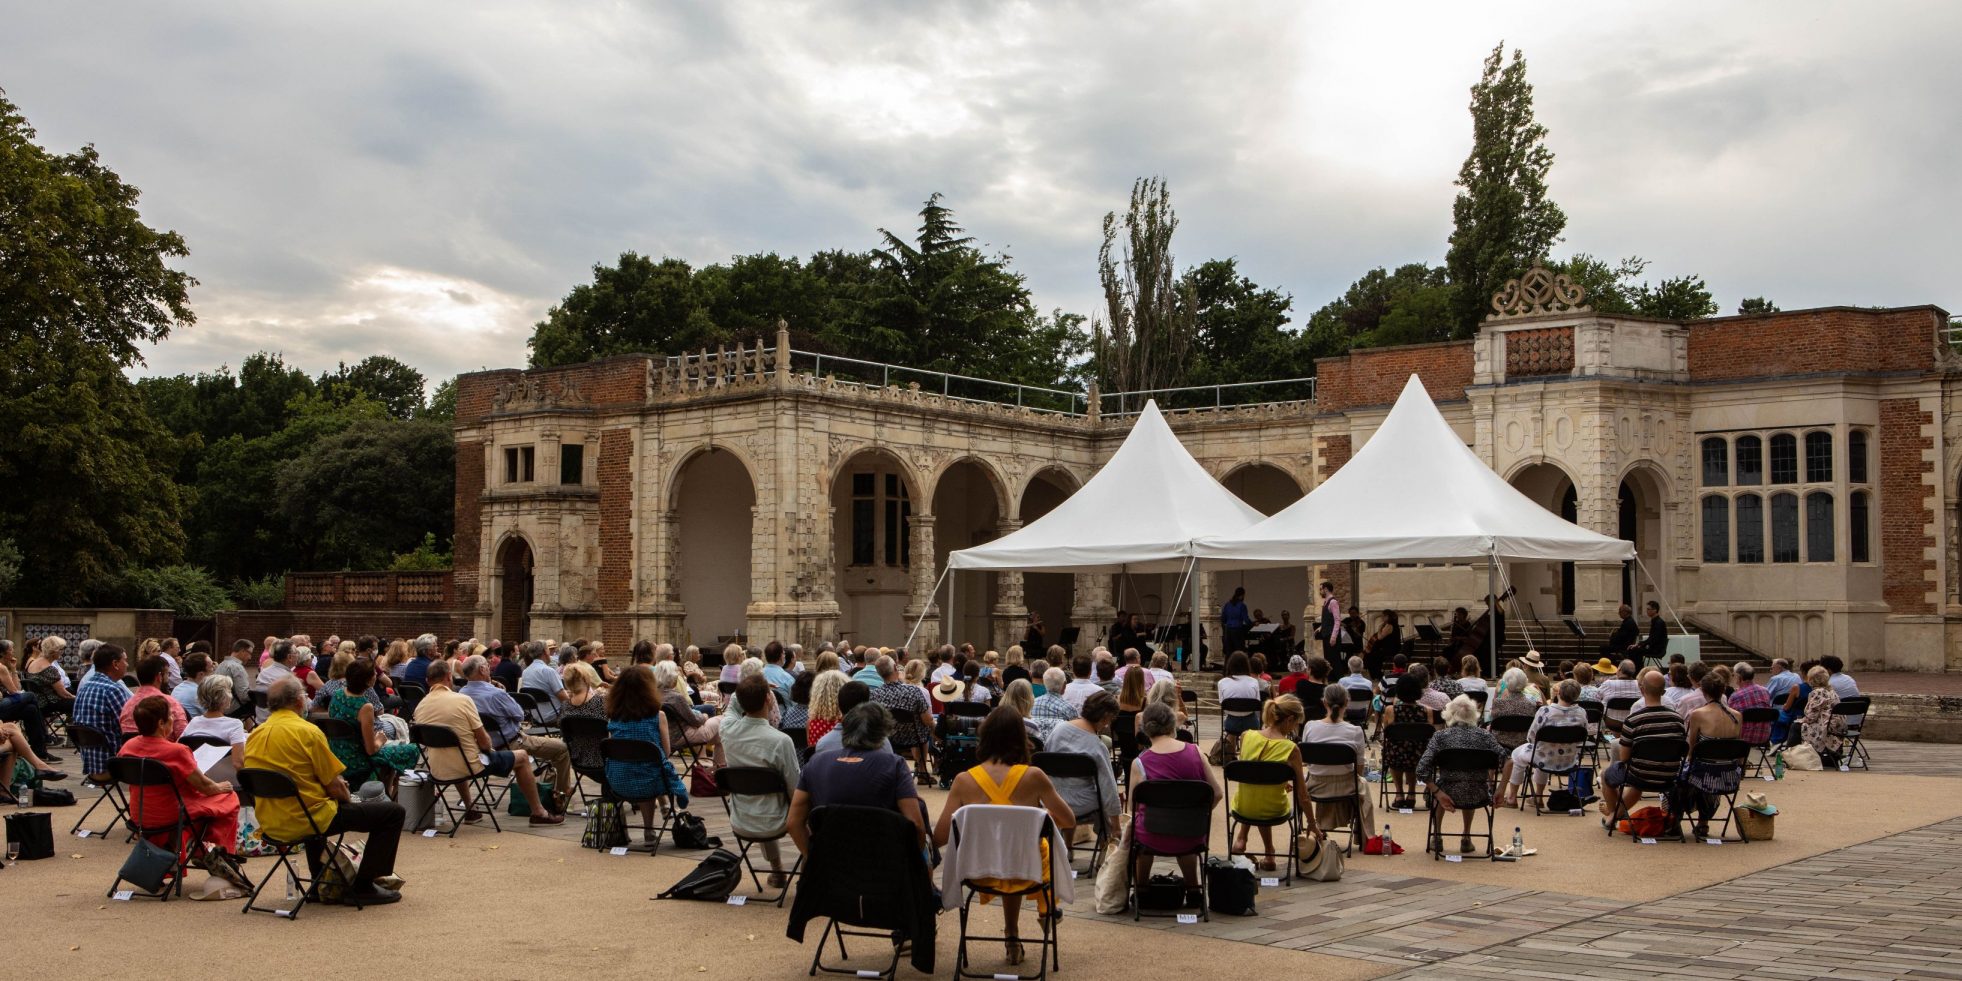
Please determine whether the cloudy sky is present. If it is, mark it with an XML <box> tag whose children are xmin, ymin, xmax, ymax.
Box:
<box><xmin>5</xmin><ymin>1</ymin><xmax>1956</xmax><ymax>387</ymax></box>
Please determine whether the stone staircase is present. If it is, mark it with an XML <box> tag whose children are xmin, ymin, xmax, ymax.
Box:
<box><xmin>1402</xmin><ymin>615</ymin><xmax>1767</xmax><ymax>671</ymax></box>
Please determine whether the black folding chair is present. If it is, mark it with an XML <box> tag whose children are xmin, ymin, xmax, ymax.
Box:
<box><xmin>1298</xmin><ymin>742</ymin><xmax>1366</xmax><ymax>855</ymax></box>
<box><xmin>1343</xmin><ymin>688</ymin><xmax>1374</xmax><ymax>734</ymax></box>
<box><xmin>1127</xmin><ymin>778</ymin><xmax>1214</xmax><ymax>922</ymax></box>
<box><xmin>952</xmin><ymin>807</ymin><xmax>1061</xmax><ymax>981</ymax></box>
<box><xmin>599</xmin><ymin>737</ymin><xmax>679</xmax><ymax>853</ymax></box>
<box><xmin>513</xmin><ymin>691</ymin><xmax>560</xmax><ymax>738</ymax></box>
<box><xmin>1380</xmin><ymin>722</ymin><xmax>1438</xmax><ymax>811</ymax></box>
<box><xmin>1740</xmin><ymin>707</ymin><xmax>1779</xmax><ymax>775</ymax></box>
<box><xmin>1111</xmin><ymin>710</ymin><xmax>1140</xmax><ymax>787</ymax></box>
<box><xmin>395</xmin><ymin>683</ymin><xmax>428</xmax><ymax>719</ymax></box>
<box><xmin>1521</xmin><ymin>724</ymin><xmax>1591</xmax><ymax>815</ymax></box>
<box><xmin>1603</xmin><ymin>695</ymin><xmax>1638</xmax><ymax>737</ymax></box>
<box><xmin>408</xmin><ymin>723</ymin><xmax>501</xmax><ymax>836</ymax></box>
<box><xmin>557</xmin><ymin>714</ymin><xmax>609</xmax><ymax>810</ymax></box>
<box><xmin>1181</xmin><ymin>688</ymin><xmax>1201</xmax><ymax>740</ymax></box>
<box><xmin>1223</xmin><ymin>759</ymin><xmax>1300</xmax><ymax>884</ymax></box>
<box><xmin>249</xmin><ymin>689</ymin><xmax>270</xmax><ymax>718</ymax></box>
<box><xmin>1682</xmin><ymin>737</ymin><xmax>1751</xmax><ymax>843</ymax></box>
<box><xmin>1576</xmin><ymin>699</ymin><xmax>1607</xmax><ymax>767</ymax></box>
<box><xmin>1218</xmin><ymin>697</ymin><xmax>1262</xmax><ymax>753</ymax></box>
<box><xmin>714</xmin><ymin>765</ymin><xmax>802</xmax><ymax>906</ymax></box>
<box><xmin>1463</xmin><ymin>689</ymin><xmax>1488</xmax><ymax>709</ymax></box>
<box><xmin>1832</xmin><ymin>697</ymin><xmax>1872</xmax><ymax>769</ymax></box>
<box><xmin>178</xmin><ymin>733</ymin><xmax>233</xmax><ymax>752</ymax></box>
<box><xmin>793</xmin><ymin>804</ymin><xmax>933</xmax><ymax>981</ymax></box>
<box><xmin>1425</xmin><ymin>746</ymin><xmax>1501</xmax><ymax>860</ymax></box>
<box><xmin>1031</xmin><ymin>751</ymin><xmax>1110</xmax><ymax>876</ymax></box>
<box><xmin>1604</xmin><ymin>736</ymin><xmax>1689</xmax><ymax>841</ymax></box>
<box><xmin>235</xmin><ymin>767</ymin><xmax>359</xmax><ymax>918</ymax></box>
<box><xmin>68</xmin><ymin>724</ymin><xmax>131</xmax><ymax>839</ymax></box>
<box><xmin>106</xmin><ymin>756</ymin><xmax>212</xmax><ymax>901</ymax></box>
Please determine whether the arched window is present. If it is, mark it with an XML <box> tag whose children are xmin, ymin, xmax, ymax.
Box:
<box><xmin>1848</xmin><ymin>429</ymin><xmax>1869</xmax><ymax>483</ymax></box>
<box><xmin>1735</xmin><ymin>435</ymin><xmax>1763</xmax><ymax>485</ymax></box>
<box><xmin>1805</xmin><ymin>491</ymin><xmax>1834</xmax><ymax>562</ymax></box>
<box><xmin>1735</xmin><ymin>493</ymin><xmax>1764</xmax><ymax>563</ymax></box>
<box><xmin>1770</xmin><ymin>492</ymin><xmax>1799</xmax><ymax>562</ymax></box>
<box><xmin>1805</xmin><ymin>431</ymin><xmax>1833</xmax><ymax>483</ymax></box>
<box><xmin>1700</xmin><ymin>496</ymin><xmax>1729</xmax><ymax>563</ymax></box>
<box><xmin>1700</xmin><ymin>437</ymin><xmax>1729</xmax><ymax>487</ymax></box>
<box><xmin>1769</xmin><ymin>434</ymin><xmax>1798</xmax><ymax>484</ymax></box>
<box><xmin>1850</xmin><ymin>491</ymin><xmax>1870</xmax><ymax>563</ymax></box>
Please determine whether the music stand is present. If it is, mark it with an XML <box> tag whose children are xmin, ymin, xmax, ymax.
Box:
<box><xmin>1058</xmin><ymin>627</ymin><xmax>1080</xmax><ymax>652</ymax></box>
<box><xmin>1413</xmin><ymin>622</ymin><xmax>1442</xmax><ymax>658</ymax></box>
<box><xmin>1561</xmin><ymin>616</ymin><xmax>1586</xmax><ymax>640</ymax></box>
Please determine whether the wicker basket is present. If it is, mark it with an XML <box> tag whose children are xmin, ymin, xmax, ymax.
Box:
<box><xmin>1736</xmin><ymin>808</ymin><xmax>1775</xmax><ymax>841</ymax></box>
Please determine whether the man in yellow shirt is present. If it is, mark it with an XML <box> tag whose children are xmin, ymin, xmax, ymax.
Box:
<box><xmin>244</xmin><ymin>676</ymin><xmax>404</xmax><ymax>905</ymax></box>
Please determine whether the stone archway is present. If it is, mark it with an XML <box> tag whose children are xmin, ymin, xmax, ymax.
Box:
<box><xmin>1508</xmin><ymin>461</ymin><xmax>1576</xmax><ymax>622</ymax></box>
<box><xmin>1619</xmin><ymin>465</ymin><xmax>1669</xmax><ymax>612</ymax></box>
<box><xmin>495</xmin><ymin>536</ymin><xmax>534</xmax><ymax>643</ymax></box>
<box><xmin>1218</xmin><ymin>463</ymin><xmax>1310</xmax><ymax>635</ymax></box>
<box><xmin>933</xmin><ymin>458</ymin><xmax>1006</xmax><ymax>648</ymax></box>
<box><xmin>830</xmin><ymin>448</ymin><xmax>918</xmax><ymax>647</ymax></box>
<box><xmin>675</xmin><ymin>448</ymin><xmax>756</xmax><ymax>647</ymax></box>
<box><xmin>1018</xmin><ymin>467</ymin><xmax>1079</xmax><ymax>653</ymax></box>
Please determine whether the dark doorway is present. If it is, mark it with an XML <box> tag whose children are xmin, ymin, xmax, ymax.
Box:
<box><xmin>1559</xmin><ymin>485</ymin><xmax>1578</xmax><ymax>616</ymax></box>
<box><xmin>1618</xmin><ymin>482</ymin><xmax>1637</xmax><ymax>607</ymax></box>
<box><xmin>498</xmin><ymin>537</ymin><xmax>534</xmax><ymax>643</ymax></box>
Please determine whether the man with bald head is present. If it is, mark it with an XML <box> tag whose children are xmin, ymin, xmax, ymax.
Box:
<box><xmin>1599</xmin><ymin>668</ymin><xmax>1687</xmax><ymax>831</ymax></box>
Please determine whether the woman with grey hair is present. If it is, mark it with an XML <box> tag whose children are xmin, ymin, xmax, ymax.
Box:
<box><xmin>787</xmin><ymin>703</ymin><xmax>930</xmax><ymax>854</ymax></box>
<box><xmin>1417</xmin><ymin>694</ymin><xmax>1505</xmax><ymax>854</ymax></box>
<box><xmin>1128</xmin><ymin>702</ymin><xmax>1218</xmax><ymax>904</ymax></box>
<box><xmin>180</xmin><ymin>674</ymin><xmax>248</xmax><ymax>781</ymax></box>
<box><xmin>654</xmin><ymin>660</ymin><xmax>720</xmax><ymax>748</ymax></box>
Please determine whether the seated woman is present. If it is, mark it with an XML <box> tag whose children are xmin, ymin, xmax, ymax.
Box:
<box><xmin>1145</xmin><ymin>678</ymin><xmax>1188</xmax><ymax>736</ymax></box>
<box><xmin>779</xmin><ymin>671</ymin><xmax>814</xmax><ymax>735</ymax></box>
<box><xmin>1216</xmin><ymin>652</ymin><xmax>1263</xmax><ymax>742</ymax></box>
<box><xmin>1488</xmin><ymin>668</ymin><xmax>1537</xmax><ymax>750</ymax></box>
<box><xmin>1230</xmin><ymin>694</ymin><xmax>1315</xmax><ymax>870</ymax></box>
<box><xmin>605</xmin><ymin>665</ymin><xmax>689</xmax><ymax>847</ymax></box>
<box><xmin>119</xmin><ymin>695</ymin><xmax>248</xmax><ymax>889</ymax></box>
<box><xmin>654</xmin><ymin>661</ymin><xmax>720</xmax><ymax>749</ymax></box>
<box><xmin>558</xmin><ymin>661</ymin><xmax>608</xmax><ymax>775</ymax></box>
<box><xmin>805</xmin><ymin>670</ymin><xmax>849</xmax><ymax>748</ymax></box>
<box><xmin>1128</xmin><ymin>702</ymin><xmax>1221</xmax><ymax>908</ymax></box>
<box><xmin>327</xmin><ymin>660</ymin><xmax>420</xmax><ymax>793</ymax></box>
<box><xmin>1455</xmin><ymin>656</ymin><xmax>1488</xmax><ymax>694</ymax></box>
<box><xmin>1797</xmin><ymin>665</ymin><xmax>1846</xmax><ymax>765</ymax></box>
<box><xmin>0</xmin><ymin>717</ymin><xmax>67</xmax><ymax>803</ymax></box>
<box><xmin>1682</xmin><ymin>673</ymin><xmax>1743</xmax><ymax>840</ymax></box>
<box><xmin>180</xmin><ymin>676</ymin><xmax>247</xmax><ymax>785</ymax></box>
<box><xmin>1300</xmin><ymin>684</ymin><xmax>1372</xmax><ymax>835</ymax></box>
<box><xmin>1380</xmin><ymin>673</ymin><xmax>1435</xmax><ymax>810</ymax></box>
<box><xmin>1499</xmin><ymin>679</ymin><xmax>1587</xmax><ymax>809</ymax></box>
<box><xmin>934</xmin><ymin>706</ymin><xmax>1074</xmax><ymax>966</ymax></box>
<box><xmin>1417</xmin><ymin>694</ymin><xmax>1506</xmax><ymax>854</ymax></box>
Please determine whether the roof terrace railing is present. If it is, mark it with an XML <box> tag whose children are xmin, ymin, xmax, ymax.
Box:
<box><xmin>1098</xmin><ymin>377</ymin><xmax>1318</xmax><ymax>418</ymax></box>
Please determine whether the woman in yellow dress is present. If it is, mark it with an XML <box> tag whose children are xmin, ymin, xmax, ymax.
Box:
<box><xmin>934</xmin><ymin>706</ymin><xmax>1075</xmax><ymax>966</ymax></box>
<box><xmin>1230</xmin><ymin>694</ymin><xmax>1315</xmax><ymax>870</ymax></box>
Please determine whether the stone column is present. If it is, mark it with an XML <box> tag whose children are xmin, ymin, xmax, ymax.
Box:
<box><xmin>902</xmin><ymin>515</ymin><xmax>940</xmax><ymax>647</ymax></box>
<box><xmin>991</xmin><ymin>519</ymin><xmax>1024</xmax><ymax>651</ymax></box>
<box><xmin>1197</xmin><ymin>570</ymin><xmax>1219</xmax><ymax>668</ymax></box>
<box><xmin>1071</xmin><ymin>573</ymin><xmax>1113</xmax><ymax>652</ymax></box>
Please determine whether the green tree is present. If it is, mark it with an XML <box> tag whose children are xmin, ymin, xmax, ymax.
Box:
<box><xmin>1445</xmin><ymin>44</ymin><xmax>1566</xmax><ymax>336</ymax></box>
<box><xmin>1301</xmin><ymin>263</ymin><xmax>1457</xmax><ymax>361</ymax></box>
<box><xmin>274</xmin><ymin>417</ymin><xmax>455</xmax><ymax>571</ymax></box>
<box><xmin>869</xmin><ymin>193</ymin><xmax>1051</xmax><ymax>387</ymax></box>
<box><xmin>527</xmin><ymin>253</ymin><xmax>725</xmax><ymax>367</ymax></box>
<box><xmin>1181</xmin><ymin>258</ymin><xmax>1307</xmax><ymax>399</ymax></box>
<box><xmin>229</xmin><ymin>574</ymin><xmax>285</xmax><ymax>611</ymax></box>
<box><xmin>1556</xmin><ymin>254</ymin><xmax>1717</xmax><ymax>320</ymax></box>
<box><xmin>422</xmin><ymin>377</ymin><xmax>458</xmax><ymax>421</ymax></box>
<box><xmin>0</xmin><ymin>92</ymin><xmax>195</xmax><ymax>602</ymax></box>
<box><xmin>0</xmin><ymin>537</ymin><xmax>20</xmax><ymax>600</ymax></box>
<box><xmin>110</xmin><ymin>564</ymin><xmax>232</xmax><ymax>617</ymax></box>
<box><xmin>1093</xmin><ymin>177</ymin><xmax>1197</xmax><ymax>394</ymax></box>
<box><xmin>1737</xmin><ymin>296</ymin><xmax>1780</xmax><ymax>315</ymax></box>
<box><xmin>388</xmin><ymin>532</ymin><xmax>453</xmax><ymax>571</ymax></box>
<box><xmin>319</xmin><ymin>355</ymin><xmax>426</xmax><ymax>419</ymax></box>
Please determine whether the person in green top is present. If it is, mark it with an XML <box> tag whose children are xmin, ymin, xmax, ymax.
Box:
<box><xmin>1230</xmin><ymin>693</ymin><xmax>1316</xmax><ymax>871</ymax></box>
<box><xmin>328</xmin><ymin>658</ymin><xmax>419</xmax><ymax>793</ymax></box>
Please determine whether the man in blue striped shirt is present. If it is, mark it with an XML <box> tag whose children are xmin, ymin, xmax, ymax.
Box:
<box><xmin>73</xmin><ymin>643</ymin><xmax>131</xmax><ymax>779</ymax></box>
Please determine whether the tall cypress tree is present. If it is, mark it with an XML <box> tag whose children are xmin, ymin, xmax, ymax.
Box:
<box><xmin>1445</xmin><ymin>44</ymin><xmax>1566</xmax><ymax>336</ymax></box>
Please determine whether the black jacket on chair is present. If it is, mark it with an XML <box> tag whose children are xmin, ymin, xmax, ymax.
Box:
<box><xmin>786</xmin><ymin>804</ymin><xmax>936</xmax><ymax>974</ymax></box>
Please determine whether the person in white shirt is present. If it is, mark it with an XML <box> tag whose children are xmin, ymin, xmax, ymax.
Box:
<box><xmin>517</xmin><ymin>641</ymin><xmax>564</xmax><ymax>721</ymax></box>
<box><xmin>1147</xmin><ymin>652</ymin><xmax>1176</xmax><ymax>687</ymax></box>
<box><xmin>1337</xmin><ymin>656</ymin><xmax>1374</xmax><ymax>693</ymax></box>
<box><xmin>1062</xmin><ymin>655</ymin><xmax>1103</xmax><ymax>711</ymax></box>
<box><xmin>180</xmin><ymin>675</ymin><xmax>248</xmax><ymax>783</ymax></box>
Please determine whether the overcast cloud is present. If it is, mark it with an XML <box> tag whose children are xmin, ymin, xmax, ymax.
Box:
<box><xmin>4</xmin><ymin>1</ymin><xmax>1956</xmax><ymax>386</ymax></box>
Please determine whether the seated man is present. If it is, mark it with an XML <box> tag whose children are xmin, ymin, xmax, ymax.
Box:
<box><xmin>414</xmin><ymin>659</ymin><xmax>563</xmax><ymax>825</ymax></box>
<box><xmin>73</xmin><ymin>643</ymin><xmax>132</xmax><ymax>779</ymax></box>
<box><xmin>1336</xmin><ymin>656</ymin><xmax>1373</xmax><ymax>694</ymax></box>
<box><xmin>119</xmin><ymin>654</ymin><xmax>188</xmax><ymax>741</ymax></box>
<box><xmin>120</xmin><ymin>695</ymin><xmax>249</xmax><ymax>889</ymax></box>
<box><xmin>868</xmin><ymin>656</ymin><xmax>933</xmax><ymax>763</ymax></box>
<box><xmin>788</xmin><ymin>703</ymin><xmax>928</xmax><ymax>854</ymax></box>
<box><xmin>715</xmin><ymin>675</ymin><xmax>800</xmax><ymax>888</ymax></box>
<box><xmin>1061</xmin><ymin>656</ymin><xmax>1102</xmax><ymax>711</ymax></box>
<box><xmin>244</xmin><ymin>677</ymin><xmax>405</xmax><ymax>905</ymax></box>
<box><xmin>1600</xmin><ymin>668</ymin><xmax>1688</xmax><ymax>835</ymax></box>
<box><xmin>252</xmin><ymin>641</ymin><xmax>299</xmax><ymax>724</ymax></box>
<box><xmin>517</xmin><ymin>641</ymin><xmax>564</xmax><ymax>722</ymax></box>
<box><xmin>460</xmin><ymin>653</ymin><xmax>572</xmax><ymax>813</ymax></box>
<box><xmin>1594</xmin><ymin>660</ymin><xmax>1643</xmax><ymax>735</ymax></box>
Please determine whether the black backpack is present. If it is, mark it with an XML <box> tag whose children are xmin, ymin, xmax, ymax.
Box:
<box><xmin>1205</xmin><ymin>858</ymin><xmax>1258</xmax><ymax>916</ymax></box>
<box><xmin>671</xmin><ymin>811</ymin><xmax>722</xmax><ymax>850</ymax></box>
<box><xmin>655</xmin><ymin>848</ymin><xmax>742</xmax><ymax>901</ymax></box>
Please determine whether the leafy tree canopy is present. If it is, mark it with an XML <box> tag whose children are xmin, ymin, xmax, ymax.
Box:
<box><xmin>1445</xmin><ymin>43</ymin><xmax>1566</xmax><ymax>336</ymax></box>
<box><xmin>275</xmin><ymin>417</ymin><xmax>456</xmax><ymax>572</ymax></box>
<box><xmin>1557</xmin><ymin>254</ymin><xmax>1719</xmax><ymax>320</ymax></box>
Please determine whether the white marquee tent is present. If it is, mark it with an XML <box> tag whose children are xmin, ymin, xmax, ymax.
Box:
<box><xmin>916</xmin><ymin>400</ymin><xmax>1266</xmax><ymax>651</ymax></box>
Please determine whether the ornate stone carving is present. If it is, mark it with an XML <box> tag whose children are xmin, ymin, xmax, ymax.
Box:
<box><xmin>1488</xmin><ymin>262</ymin><xmax>1590</xmax><ymax>320</ymax></box>
<box><xmin>492</xmin><ymin>376</ymin><xmax>589</xmax><ymax>412</ymax></box>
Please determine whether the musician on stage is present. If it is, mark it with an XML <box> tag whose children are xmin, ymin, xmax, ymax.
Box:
<box><xmin>1022</xmin><ymin>612</ymin><xmax>1046</xmax><ymax>653</ymax></box>
<box><xmin>1599</xmin><ymin>604</ymin><xmax>1637</xmax><ymax>657</ymax></box>
<box><xmin>1220</xmin><ymin>587</ymin><xmax>1252</xmax><ymax>660</ymax></box>
<box><xmin>1315</xmin><ymin>581</ymin><xmax>1344</xmax><ymax>660</ymax></box>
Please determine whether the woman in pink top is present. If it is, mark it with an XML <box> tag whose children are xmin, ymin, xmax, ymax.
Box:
<box><xmin>1128</xmin><ymin>702</ymin><xmax>1220</xmax><ymax>903</ymax></box>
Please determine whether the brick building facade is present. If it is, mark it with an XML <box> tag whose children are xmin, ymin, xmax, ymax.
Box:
<box><xmin>444</xmin><ymin>279</ymin><xmax>1958</xmax><ymax>672</ymax></box>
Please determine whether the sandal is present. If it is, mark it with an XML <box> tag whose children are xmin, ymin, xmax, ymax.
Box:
<box><xmin>1257</xmin><ymin>859</ymin><xmax>1277</xmax><ymax>872</ymax></box>
<box><xmin>1004</xmin><ymin>941</ymin><xmax>1025</xmax><ymax>965</ymax></box>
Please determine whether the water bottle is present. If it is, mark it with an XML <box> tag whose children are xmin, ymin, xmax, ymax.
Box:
<box><xmin>1771</xmin><ymin>750</ymin><xmax>1786</xmax><ymax>781</ymax></box>
<box><xmin>11</xmin><ymin>781</ymin><xmax>28</xmax><ymax>809</ymax></box>
<box><xmin>1512</xmin><ymin>826</ymin><xmax>1524</xmax><ymax>857</ymax></box>
<box><xmin>1365</xmin><ymin>768</ymin><xmax>1382</xmax><ymax>783</ymax></box>
<box><xmin>1381</xmin><ymin>824</ymin><xmax>1393</xmax><ymax>854</ymax></box>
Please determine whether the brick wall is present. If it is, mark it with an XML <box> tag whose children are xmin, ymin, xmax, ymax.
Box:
<box><xmin>1688</xmin><ymin>306</ymin><xmax>1941</xmax><ymax>382</ymax></box>
<box><xmin>452</xmin><ymin>438</ymin><xmax>486</xmax><ymax>608</ymax></box>
<box><xmin>453</xmin><ymin>356</ymin><xmax>651</xmax><ymax>427</ymax></box>
<box><xmin>1879</xmin><ymin>398</ymin><xmax>1936</xmax><ymax>614</ymax></box>
<box><xmin>1315</xmin><ymin>341</ymin><xmax>1475</xmax><ymax>413</ymax></box>
<box><xmin>597</xmin><ymin>428</ymin><xmax>634</xmax><ymax>640</ymax></box>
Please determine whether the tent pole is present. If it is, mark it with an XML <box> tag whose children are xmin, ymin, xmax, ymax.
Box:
<box><xmin>902</xmin><ymin>566</ymin><xmax>950</xmax><ymax>653</ymax></box>
<box><xmin>948</xmin><ymin>567</ymin><xmax>958</xmax><ymax>648</ymax></box>
<box><xmin>1634</xmin><ymin>555</ymin><xmax>1688</xmax><ymax>635</ymax></box>
<box><xmin>1487</xmin><ymin>554</ymin><xmax>1499</xmax><ymax>679</ymax></box>
<box><xmin>1190</xmin><ymin>558</ymin><xmax>1201</xmax><ymax>672</ymax></box>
